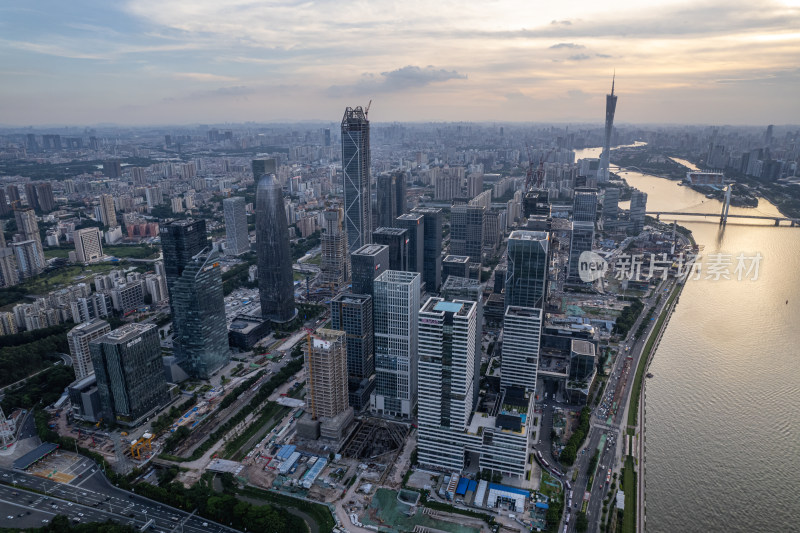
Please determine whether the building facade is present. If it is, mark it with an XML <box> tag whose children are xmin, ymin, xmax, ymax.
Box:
<box><xmin>341</xmin><ymin>107</ymin><xmax>372</xmax><ymax>253</ymax></box>
<box><xmin>74</xmin><ymin>227</ymin><xmax>104</xmax><ymax>263</ymax></box>
<box><xmin>371</xmin><ymin>270</ymin><xmax>420</xmax><ymax>419</ymax></box>
<box><xmin>330</xmin><ymin>293</ymin><xmax>374</xmax><ymax>411</ymax></box>
<box><xmin>170</xmin><ymin>250</ymin><xmax>231</xmax><ymax>379</ymax></box>
<box><xmin>223</xmin><ymin>196</ymin><xmax>250</xmax><ymax>256</ymax></box>
<box><xmin>89</xmin><ymin>323</ymin><xmax>169</xmax><ymax>427</ymax></box>
<box><xmin>67</xmin><ymin>318</ymin><xmax>111</xmax><ymax>380</ymax></box>
<box><xmin>320</xmin><ymin>207</ymin><xmax>350</xmax><ymax>290</ymax></box>
<box><xmin>411</xmin><ymin>207</ymin><xmax>443</xmax><ymax>291</ymax></box>
<box><xmin>501</xmin><ymin>306</ymin><xmax>542</xmax><ymax>392</ymax></box>
<box><xmin>256</xmin><ymin>173</ymin><xmax>295</xmax><ymax>322</ymax></box>
<box><xmin>350</xmin><ymin>244</ymin><xmax>389</xmax><ymax>296</ymax></box>
<box><xmin>505</xmin><ymin>230</ymin><xmax>549</xmax><ymax>309</ymax></box>
<box><xmin>450</xmin><ymin>204</ymin><xmax>485</xmax><ymax>264</ymax></box>
<box><xmin>395</xmin><ymin>213</ymin><xmax>424</xmax><ymax>276</ymax></box>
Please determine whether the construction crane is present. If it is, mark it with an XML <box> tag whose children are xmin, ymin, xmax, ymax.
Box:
<box><xmin>364</xmin><ymin>99</ymin><xmax>372</xmax><ymax>119</ymax></box>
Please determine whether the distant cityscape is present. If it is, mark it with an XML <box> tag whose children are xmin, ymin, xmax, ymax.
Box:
<box><xmin>0</xmin><ymin>78</ymin><xmax>798</xmax><ymax>533</ymax></box>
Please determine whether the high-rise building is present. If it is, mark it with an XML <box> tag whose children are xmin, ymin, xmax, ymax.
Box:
<box><xmin>450</xmin><ymin>204</ymin><xmax>485</xmax><ymax>263</ymax></box>
<box><xmin>330</xmin><ymin>293</ymin><xmax>374</xmax><ymax>411</ymax></box>
<box><xmin>160</xmin><ymin>219</ymin><xmax>208</xmax><ymax>297</ymax></box>
<box><xmin>252</xmin><ymin>158</ymin><xmax>277</xmax><ymax>180</ymax></box>
<box><xmin>144</xmin><ymin>187</ymin><xmax>163</xmax><ymax>207</ymax></box>
<box><xmin>73</xmin><ymin>227</ymin><xmax>104</xmax><ymax>263</ymax></box>
<box><xmin>501</xmin><ymin>306</ymin><xmax>542</xmax><ymax>392</ymax></box>
<box><xmin>377</xmin><ymin>173</ymin><xmax>407</xmax><ymax>228</ymax></box>
<box><xmin>170</xmin><ymin>249</ymin><xmax>231</xmax><ymax>379</ymax></box>
<box><xmin>417</xmin><ymin>297</ymin><xmax>477</xmax><ymax>469</ymax></box>
<box><xmin>99</xmin><ymin>194</ymin><xmax>117</xmax><ymax>227</ymax></box>
<box><xmin>24</xmin><ymin>183</ymin><xmax>38</xmax><ymax>211</ymax></box>
<box><xmin>467</xmin><ymin>174</ymin><xmax>484</xmax><ymax>199</ymax></box>
<box><xmin>440</xmin><ymin>277</ymin><xmax>484</xmax><ymax>410</ymax></box>
<box><xmin>573</xmin><ymin>187</ymin><xmax>598</xmax><ymax>224</ymax></box>
<box><xmin>305</xmin><ymin>328</ymin><xmax>350</xmax><ymax>419</ymax></box>
<box><xmin>0</xmin><ymin>189</ymin><xmax>10</xmax><ymax>217</ymax></box>
<box><xmin>103</xmin><ymin>161</ymin><xmax>122</xmax><ymax>179</ymax></box>
<box><xmin>435</xmin><ymin>174</ymin><xmax>461</xmax><ymax>201</ymax></box>
<box><xmin>256</xmin><ymin>173</ymin><xmax>295</xmax><ymax>322</ymax></box>
<box><xmin>372</xmin><ymin>227</ymin><xmax>408</xmax><ymax>271</ymax></box>
<box><xmin>0</xmin><ymin>248</ymin><xmax>19</xmax><ymax>288</ymax></box>
<box><xmin>67</xmin><ymin>318</ymin><xmax>111</xmax><ymax>380</ymax></box>
<box><xmin>630</xmin><ymin>190</ymin><xmax>648</xmax><ymax>235</ymax></box>
<box><xmin>35</xmin><ymin>183</ymin><xmax>55</xmax><ymax>213</ymax></box>
<box><xmin>599</xmin><ymin>75</ymin><xmax>618</xmax><ymax>182</ymax></box>
<box><xmin>371</xmin><ymin>270</ymin><xmax>420</xmax><ymax>419</ymax></box>
<box><xmin>223</xmin><ymin>197</ymin><xmax>250</xmax><ymax>256</ymax></box>
<box><xmin>320</xmin><ymin>207</ymin><xmax>349</xmax><ymax>290</ymax></box>
<box><xmin>568</xmin><ymin>221</ymin><xmax>594</xmax><ymax>282</ymax></box>
<box><xmin>350</xmin><ymin>244</ymin><xmax>389</xmax><ymax>296</ymax></box>
<box><xmin>6</xmin><ymin>185</ymin><xmax>20</xmax><ymax>204</ymax></box>
<box><xmin>442</xmin><ymin>255</ymin><xmax>470</xmax><ymax>285</ymax></box>
<box><xmin>395</xmin><ymin>213</ymin><xmax>424</xmax><ymax>276</ymax></box>
<box><xmin>89</xmin><ymin>323</ymin><xmax>168</xmax><ymax>427</ymax></box>
<box><xmin>341</xmin><ymin>106</ymin><xmax>372</xmax><ymax>253</ymax></box>
<box><xmin>411</xmin><ymin>207</ymin><xmax>443</xmax><ymax>291</ymax></box>
<box><xmin>602</xmin><ymin>187</ymin><xmax>620</xmax><ymax>230</ymax></box>
<box><xmin>505</xmin><ymin>230</ymin><xmax>549</xmax><ymax>309</ymax></box>
<box><xmin>11</xmin><ymin>240</ymin><xmax>44</xmax><ymax>279</ymax></box>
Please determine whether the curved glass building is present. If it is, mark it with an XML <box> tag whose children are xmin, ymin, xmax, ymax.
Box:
<box><xmin>256</xmin><ymin>172</ymin><xmax>295</xmax><ymax>322</ymax></box>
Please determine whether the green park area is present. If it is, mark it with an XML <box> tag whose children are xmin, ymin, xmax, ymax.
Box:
<box><xmin>44</xmin><ymin>244</ymin><xmax>160</xmax><ymax>260</ymax></box>
<box><xmin>621</xmin><ymin>457</ymin><xmax>637</xmax><ymax>533</ymax></box>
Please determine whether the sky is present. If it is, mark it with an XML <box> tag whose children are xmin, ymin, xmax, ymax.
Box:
<box><xmin>1</xmin><ymin>0</ymin><xmax>799</xmax><ymax>126</ymax></box>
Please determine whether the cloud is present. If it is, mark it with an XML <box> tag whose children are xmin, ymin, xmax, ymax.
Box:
<box><xmin>173</xmin><ymin>72</ymin><xmax>239</xmax><ymax>82</ymax></box>
<box><xmin>568</xmin><ymin>54</ymin><xmax>592</xmax><ymax>61</ymax></box>
<box><xmin>327</xmin><ymin>65</ymin><xmax>466</xmax><ymax>96</ymax></box>
<box><xmin>164</xmin><ymin>85</ymin><xmax>255</xmax><ymax>101</ymax></box>
<box><xmin>550</xmin><ymin>43</ymin><xmax>584</xmax><ymax>49</ymax></box>
<box><xmin>595</xmin><ymin>53</ymin><xmax>612</xmax><ymax>58</ymax></box>
<box><xmin>551</xmin><ymin>20</ymin><xmax>573</xmax><ymax>26</ymax></box>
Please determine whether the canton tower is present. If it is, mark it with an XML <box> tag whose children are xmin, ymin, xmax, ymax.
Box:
<box><xmin>600</xmin><ymin>74</ymin><xmax>617</xmax><ymax>182</ymax></box>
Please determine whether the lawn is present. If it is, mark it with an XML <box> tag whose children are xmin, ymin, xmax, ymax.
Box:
<box><xmin>621</xmin><ymin>457</ymin><xmax>637</xmax><ymax>533</ymax></box>
<box><xmin>18</xmin><ymin>263</ymin><xmax>121</xmax><ymax>295</ymax></box>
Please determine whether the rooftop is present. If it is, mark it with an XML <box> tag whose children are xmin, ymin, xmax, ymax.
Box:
<box><xmin>509</xmin><ymin>230</ymin><xmax>549</xmax><ymax>241</ymax></box>
<box><xmin>443</xmin><ymin>255</ymin><xmax>470</xmax><ymax>264</ymax></box>
<box><xmin>352</xmin><ymin>244</ymin><xmax>389</xmax><ymax>257</ymax></box>
<box><xmin>571</xmin><ymin>339</ymin><xmax>596</xmax><ymax>356</ymax></box>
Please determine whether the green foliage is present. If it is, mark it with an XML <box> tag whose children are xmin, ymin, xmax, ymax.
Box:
<box><xmin>0</xmin><ymin>323</ymin><xmax>73</xmax><ymax>386</ymax></box>
<box><xmin>132</xmin><ymin>476</ymin><xmax>303</xmax><ymax>533</ymax></box>
<box><xmin>576</xmin><ymin>511</ymin><xmax>589</xmax><ymax>532</ymax></box>
<box><xmin>164</xmin><ymin>425</ymin><xmax>191</xmax><ymax>453</ymax></box>
<box><xmin>223</xmin><ymin>403</ymin><xmax>288</xmax><ymax>460</ymax></box>
<box><xmin>2</xmin><ymin>365</ymin><xmax>75</xmax><ymax>411</ymax></box>
<box><xmin>558</xmin><ymin>407</ymin><xmax>591</xmax><ymax>466</ymax></box>
<box><xmin>291</xmin><ymin>231</ymin><xmax>321</xmax><ymax>261</ymax></box>
<box><xmin>613</xmin><ymin>298</ymin><xmax>644</xmax><ymax>336</ymax></box>
<box><xmin>2</xmin><ymin>514</ymin><xmax>137</xmax><ymax>532</ymax></box>
<box><xmin>103</xmin><ymin>245</ymin><xmax>160</xmax><ymax>260</ymax></box>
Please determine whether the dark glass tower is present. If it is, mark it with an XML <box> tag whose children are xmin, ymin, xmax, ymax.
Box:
<box><xmin>350</xmin><ymin>244</ymin><xmax>389</xmax><ymax>296</ymax></box>
<box><xmin>600</xmin><ymin>74</ymin><xmax>618</xmax><ymax>182</ymax></box>
<box><xmin>341</xmin><ymin>107</ymin><xmax>371</xmax><ymax>253</ymax></box>
<box><xmin>395</xmin><ymin>213</ymin><xmax>424</xmax><ymax>275</ymax></box>
<box><xmin>330</xmin><ymin>293</ymin><xmax>375</xmax><ymax>410</ymax></box>
<box><xmin>573</xmin><ymin>187</ymin><xmax>598</xmax><ymax>223</ymax></box>
<box><xmin>256</xmin><ymin>173</ymin><xmax>295</xmax><ymax>322</ymax></box>
<box><xmin>505</xmin><ymin>230</ymin><xmax>549</xmax><ymax>308</ymax></box>
<box><xmin>170</xmin><ymin>250</ymin><xmax>231</xmax><ymax>378</ymax></box>
<box><xmin>411</xmin><ymin>207</ymin><xmax>443</xmax><ymax>291</ymax></box>
<box><xmin>89</xmin><ymin>323</ymin><xmax>168</xmax><ymax>426</ymax></box>
<box><xmin>160</xmin><ymin>219</ymin><xmax>209</xmax><ymax>297</ymax></box>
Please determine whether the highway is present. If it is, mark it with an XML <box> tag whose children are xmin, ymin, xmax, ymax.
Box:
<box><xmin>556</xmin><ymin>276</ymin><xmax>676</xmax><ymax>533</ymax></box>
<box><xmin>0</xmin><ymin>466</ymin><xmax>237</xmax><ymax>533</ymax></box>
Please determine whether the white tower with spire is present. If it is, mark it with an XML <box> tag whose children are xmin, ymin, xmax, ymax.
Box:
<box><xmin>600</xmin><ymin>73</ymin><xmax>618</xmax><ymax>182</ymax></box>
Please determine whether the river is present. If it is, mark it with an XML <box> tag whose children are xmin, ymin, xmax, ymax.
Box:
<box><xmin>574</xmin><ymin>146</ymin><xmax>800</xmax><ymax>532</ymax></box>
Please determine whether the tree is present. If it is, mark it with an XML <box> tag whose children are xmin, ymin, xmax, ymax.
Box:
<box><xmin>576</xmin><ymin>511</ymin><xmax>589</xmax><ymax>532</ymax></box>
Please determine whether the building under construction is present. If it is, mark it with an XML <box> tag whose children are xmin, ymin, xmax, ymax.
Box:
<box><xmin>297</xmin><ymin>329</ymin><xmax>354</xmax><ymax>442</ymax></box>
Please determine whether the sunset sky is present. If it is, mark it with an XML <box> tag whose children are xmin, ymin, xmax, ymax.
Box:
<box><xmin>1</xmin><ymin>0</ymin><xmax>799</xmax><ymax>126</ymax></box>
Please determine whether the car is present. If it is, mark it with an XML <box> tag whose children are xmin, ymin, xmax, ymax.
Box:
<box><xmin>42</xmin><ymin>520</ymin><xmax>50</xmax><ymax>524</ymax></box>
<box><xmin>202</xmin><ymin>523</ymin><xmax>209</xmax><ymax>527</ymax></box>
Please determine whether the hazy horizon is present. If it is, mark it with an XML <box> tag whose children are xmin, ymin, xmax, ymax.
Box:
<box><xmin>2</xmin><ymin>0</ymin><xmax>799</xmax><ymax>126</ymax></box>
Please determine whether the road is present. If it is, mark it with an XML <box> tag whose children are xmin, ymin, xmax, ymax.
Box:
<box><xmin>0</xmin><ymin>465</ymin><xmax>237</xmax><ymax>533</ymax></box>
<box><xmin>554</xmin><ymin>277</ymin><xmax>676</xmax><ymax>533</ymax></box>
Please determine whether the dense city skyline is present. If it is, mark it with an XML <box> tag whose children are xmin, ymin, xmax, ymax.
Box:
<box><xmin>1</xmin><ymin>1</ymin><xmax>799</xmax><ymax>125</ymax></box>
